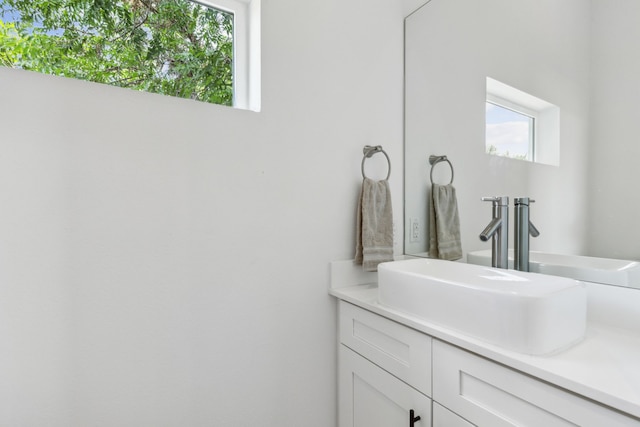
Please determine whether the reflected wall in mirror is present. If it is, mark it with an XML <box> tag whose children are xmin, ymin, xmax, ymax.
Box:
<box><xmin>404</xmin><ymin>0</ymin><xmax>640</xmax><ymax>285</ymax></box>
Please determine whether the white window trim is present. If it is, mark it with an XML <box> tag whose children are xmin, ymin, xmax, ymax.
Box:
<box><xmin>197</xmin><ymin>0</ymin><xmax>261</xmax><ymax>111</ymax></box>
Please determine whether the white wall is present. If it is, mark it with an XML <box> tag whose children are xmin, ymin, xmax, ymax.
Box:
<box><xmin>588</xmin><ymin>0</ymin><xmax>640</xmax><ymax>260</ymax></box>
<box><xmin>404</xmin><ymin>0</ymin><xmax>591</xmax><ymax>257</ymax></box>
<box><xmin>0</xmin><ymin>0</ymin><xmax>420</xmax><ymax>425</ymax></box>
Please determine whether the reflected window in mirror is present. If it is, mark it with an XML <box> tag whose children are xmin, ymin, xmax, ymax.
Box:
<box><xmin>486</xmin><ymin>99</ymin><xmax>535</xmax><ymax>161</ymax></box>
<box><xmin>485</xmin><ymin>77</ymin><xmax>560</xmax><ymax>166</ymax></box>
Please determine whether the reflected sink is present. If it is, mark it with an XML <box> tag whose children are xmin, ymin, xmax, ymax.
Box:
<box><xmin>378</xmin><ymin>259</ymin><xmax>586</xmax><ymax>355</ymax></box>
<box><xmin>467</xmin><ymin>249</ymin><xmax>640</xmax><ymax>288</ymax></box>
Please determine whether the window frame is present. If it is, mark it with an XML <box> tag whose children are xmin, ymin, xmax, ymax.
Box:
<box><xmin>486</xmin><ymin>93</ymin><xmax>538</xmax><ymax>161</ymax></box>
<box><xmin>198</xmin><ymin>0</ymin><xmax>260</xmax><ymax>111</ymax></box>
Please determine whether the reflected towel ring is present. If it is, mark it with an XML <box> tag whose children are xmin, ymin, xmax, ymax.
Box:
<box><xmin>362</xmin><ymin>145</ymin><xmax>391</xmax><ymax>180</ymax></box>
<box><xmin>429</xmin><ymin>155</ymin><xmax>454</xmax><ymax>185</ymax></box>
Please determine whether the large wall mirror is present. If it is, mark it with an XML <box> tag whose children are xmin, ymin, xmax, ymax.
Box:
<box><xmin>404</xmin><ymin>0</ymin><xmax>640</xmax><ymax>288</ymax></box>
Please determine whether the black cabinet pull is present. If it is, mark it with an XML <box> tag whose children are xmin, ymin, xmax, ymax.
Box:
<box><xmin>409</xmin><ymin>409</ymin><xmax>421</xmax><ymax>427</ymax></box>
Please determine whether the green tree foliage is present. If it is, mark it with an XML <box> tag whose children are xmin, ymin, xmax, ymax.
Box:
<box><xmin>0</xmin><ymin>0</ymin><xmax>234</xmax><ymax>105</ymax></box>
<box><xmin>486</xmin><ymin>144</ymin><xmax>498</xmax><ymax>155</ymax></box>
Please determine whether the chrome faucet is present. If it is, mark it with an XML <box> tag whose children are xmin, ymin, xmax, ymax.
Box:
<box><xmin>514</xmin><ymin>197</ymin><xmax>540</xmax><ymax>272</ymax></box>
<box><xmin>479</xmin><ymin>196</ymin><xmax>509</xmax><ymax>269</ymax></box>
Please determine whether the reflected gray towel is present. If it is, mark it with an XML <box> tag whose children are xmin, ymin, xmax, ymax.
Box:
<box><xmin>355</xmin><ymin>178</ymin><xmax>394</xmax><ymax>272</ymax></box>
<box><xmin>429</xmin><ymin>184</ymin><xmax>462</xmax><ymax>261</ymax></box>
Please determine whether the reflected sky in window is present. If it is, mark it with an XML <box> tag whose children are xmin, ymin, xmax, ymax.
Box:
<box><xmin>486</xmin><ymin>102</ymin><xmax>533</xmax><ymax>159</ymax></box>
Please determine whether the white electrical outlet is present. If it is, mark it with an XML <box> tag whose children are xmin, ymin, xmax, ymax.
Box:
<box><xmin>410</xmin><ymin>217</ymin><xmax>420</xmax><ymax>243</ymax></box>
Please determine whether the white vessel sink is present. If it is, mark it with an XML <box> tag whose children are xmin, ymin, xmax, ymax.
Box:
<box><xmin>378</xmin><ymin>259</ymin><xmax>586</xmax><ymax>355</ymax></box>
<box><xmin>467</xmin><ymin>249</ymin><xmax>640</xmax><ymax>288</ymax></box>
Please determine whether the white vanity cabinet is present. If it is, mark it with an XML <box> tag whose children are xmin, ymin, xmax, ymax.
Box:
<box><xmin>433</xmin><ymin>340</ymin><xmax>640</xmax><ymax>427</ymax></box>
<box><xmin>338</xmin><ymin>301</ymin><xmax>432</xmax><ymax>427</ymax></box>
<box><xmin>337</xmin><ymin>300</ymin><xmax>640</xmax><ymax>427</ymax></box>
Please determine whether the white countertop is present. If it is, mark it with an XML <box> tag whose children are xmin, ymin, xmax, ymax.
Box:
<box><xmin>329</xmin><ymin>260</ymin><xmax>640</xmax><ymax>420</ymax></box>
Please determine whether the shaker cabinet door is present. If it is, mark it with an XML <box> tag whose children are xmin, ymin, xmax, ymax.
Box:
<box><xmin>339</xmin><ymin>345</ymin><xmax>431</xmax><ymax>427</ymax></box>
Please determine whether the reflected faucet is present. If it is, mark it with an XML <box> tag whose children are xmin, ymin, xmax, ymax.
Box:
<box><xmin>479</xmin><ymin>196</ymin><xmax>509</xmax><ymax>269</ymax></box>
<box><xmin>514</xmin><ymin>197</ymin><xmax>540</xmax><ymax>272</ymax></box>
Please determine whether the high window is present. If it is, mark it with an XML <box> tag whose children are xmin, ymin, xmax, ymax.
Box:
<box><xmin>0</xmin><ymin>0</ymin><xmax>260</xmax><ymax>110</ymax></box>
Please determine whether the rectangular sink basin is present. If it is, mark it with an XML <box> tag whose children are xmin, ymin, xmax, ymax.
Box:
<box><xmin>378</xmin><ymin>259</ymin><xmax>586</xmax><ymax>355</ymax></box>
<box><xmin>467</xmin><ymin>249</ymin><xmax>640</xmax><ymax>288</ymax></box>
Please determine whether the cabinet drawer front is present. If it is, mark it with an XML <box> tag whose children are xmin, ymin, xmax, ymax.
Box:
<box><xmin>339</xmin><ymin>301</ymin><xmax>432</xmax><ymax>396</ymax></box>
<box><xmin>339</xmin><ymin>345</ymin><xmax>432</xmax><ymax>427</ymax></box>
<box><xmin>433</xmin><ymin>340</ymin><xmax>640</xmax><ymax>427</ymax></box>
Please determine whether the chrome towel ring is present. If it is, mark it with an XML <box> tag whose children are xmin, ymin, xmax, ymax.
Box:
<box><xmin>429</xmin><ymin>155</ymin><xmax>454</xmax><ymax>185</ymax></box>
<box><xmin>362</xmin><ymin>145</ymin><xmax>391</xmax><ymax>180</ymax></box>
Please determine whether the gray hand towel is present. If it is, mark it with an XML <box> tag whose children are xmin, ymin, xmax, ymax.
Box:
<box><xmin>429</xmin><ymin>183</ymin><xmax>462</xmax><ymax>261</ymax></box>
<box><xmin>355</xmin><ymin>178</ymin><xmax>394</xmax><ymax>271</ymax></box>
